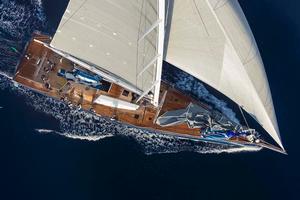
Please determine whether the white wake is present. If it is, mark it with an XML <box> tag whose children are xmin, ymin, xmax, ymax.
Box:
<box><xmin>0</xmin><ymin>69</ymin><xmax>261</xmax><ymax>155</ymax></box>
<box><xmin>35</xmin><ymin>128</ymin><xmax>113</xmax><ymax>141</ymax></box>
<box><xmin>0</xmin><ymin>71</ymin><xmax>12</xmax><ymax>80</ymax></box>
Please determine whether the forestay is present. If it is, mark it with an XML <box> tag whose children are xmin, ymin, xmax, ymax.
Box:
<box><xmin>51</xmin><ymin>0</ymin><xmax>164</xmax><ymax>105</ymax></box>
<box><xmin>164</xmin><ymin>0</ymin><xmax>283</xmax><ymax>148</ymax></box>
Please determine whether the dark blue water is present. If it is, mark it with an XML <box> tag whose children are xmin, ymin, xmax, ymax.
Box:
<box><xmin>0</xmin><ymin>0</ymin><xmax>299</xmax><ymax>199</ymax></box>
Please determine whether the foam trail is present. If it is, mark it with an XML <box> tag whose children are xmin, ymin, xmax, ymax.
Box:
<box><xmin>0</xmin><ymin>71</ymin><xmax>13</xmax><ymax>80</ymax></box>
<box><xmin>58</xmin><ymin>132</ymin><xmax>113</xmax><ymax>141</ymax></box>
<box><xmin>0</xmin><ymin>79</ymin><xmax>260</xmax><ymax>154</ymax></box>
<box><xmin>0</xmin><ymin>0</ymin><xmax>46</xmax><ymax>75</ymax></box>
<box><xmin>0</xmin><ymin>73</ymin><xmax>15</xmax><ymax>90</ymax></box>
<box><xmin>1</xmin><ymin>70</ymin><xmax>258</xmax><ymax>155</ymax></box>
<box><xmin>0</xmin><ymin>0</ymin><xmax>46</xmax><ymax>38</ymax></box>
<box><xmin>35</xmin><ymin>129</ymin><xmax>113</xmax><ymax>141</ymax></box>
<box><xmin>195</xmin><ymin>145</ymin><xmax>262</xmax><ymax>154</ymax></box>
<box><xmin>35</xmin><ymin>129</ymin><xmax>56</xmax><ymax>134</ymax></box>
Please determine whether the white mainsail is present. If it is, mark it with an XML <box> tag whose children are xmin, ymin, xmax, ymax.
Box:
<box><xmin>51</xmin><ymin>0</ymin><xmax>165</xmax><ymax>105</ymax></box>
<box><xmin>164</xmin><ymin>0</ymin><xmax>283</xmax><ymax>149</ymax></box>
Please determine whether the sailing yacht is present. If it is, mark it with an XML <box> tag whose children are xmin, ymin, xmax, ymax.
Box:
<box><xmin>13</xmin><ymin>0</ymin><xmax>286</xmax><ymax>154</ymax></box>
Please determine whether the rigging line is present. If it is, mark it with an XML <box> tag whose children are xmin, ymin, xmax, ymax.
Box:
<box><xmin>243</xmin><ymin>39</ymin><xmax>259</xmax><ymax>65</ymax></box>
<box><xmin>147</xmin><ymin>0</ymin><xmax>158</xmax><ymax>15</ymax></box>
<box><xmin>135</xmin><ymin>1</ymin><xmax>145</xmax><ymax>90</ymax></box>
<box><xmin>239</xmin><ymin>105</ymin><xmax>250</xmax><ymax>129</ymax></box>
<box><xmin>213</xmin><ymin>0</ymin><xmax>229</xmax><ymax>10</ymax></box>
<box><xmin>60</xmin><ymin>0</ymin><xmax>88</xmax><ymax>30</ymax></box>
<box><xmin>193</xmin><ymin>0</ymin><xmax>210</xmax><ymax>36</ymax></box>
<box><xmin>141</xmin><ymin>3</ymin><xmax>148</xmax><ymax>85</ymax></box>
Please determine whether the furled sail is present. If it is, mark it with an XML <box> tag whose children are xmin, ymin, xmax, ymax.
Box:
<box><xmin>51</xmin><ymin>0</ymin><xmax>165</xmax><ymax>105</ymax></box>
<box><xmin>164</xmin><ymin>0</ymin><xmax>283</xmax><ymax>148</ymax></box>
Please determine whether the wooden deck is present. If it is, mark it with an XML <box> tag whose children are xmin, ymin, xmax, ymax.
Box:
<box><xmin>14</xmin><ymin>33</ymin><xmax>201</xmax><ymax>137</ymax></box>
<box><xmin>12</xmin><ymin>33</ymin><xmax>287</xmax><ymax>154</ymax></box>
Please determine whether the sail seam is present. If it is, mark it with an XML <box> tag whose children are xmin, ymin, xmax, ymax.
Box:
<box><xmin>193</xmin><ymin>0</ymin><xmax>210</xmax><ymax>36</ymax></box>
<box><xmin>60</xmin><ymin>0</ymin><xmax>88</xmax><ymax>31</ymax></box>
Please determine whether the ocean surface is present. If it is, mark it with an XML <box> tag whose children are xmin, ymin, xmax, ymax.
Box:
<box><xmin>0</xmin><ymin>0</ymin><xmax>299</xmax><ymax>199</ymax></box>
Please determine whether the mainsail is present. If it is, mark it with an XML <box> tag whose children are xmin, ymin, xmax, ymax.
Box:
<box><xmin>164</xmin><ymin>0</ymin><xmax>283</xmax><ymax>149</ymax></box>
<box><xmin>51</xmin><ymin>0</ymin><xmax>165</xmax><ymax>105</ymax></box>
<box><xmin>50</xmin><ymin>0</ymin><xmax>283</xmax><ymax>149</ymax></box>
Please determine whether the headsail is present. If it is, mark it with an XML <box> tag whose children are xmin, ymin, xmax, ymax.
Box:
<box><xmin>164</xmin><ymin>0</ymin><xmax>283</xmax><ymax>149</ymax></box>
<box><xmin>51</xmin><ymin>0</ymin><xmax>165</xmax><ymax>105</ymax></box>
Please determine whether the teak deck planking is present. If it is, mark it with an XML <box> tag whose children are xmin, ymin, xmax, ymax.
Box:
<box><xmin>14</xmin><ymin>33</ymin><xmax>201</xmax><ymax>137</ymax></box>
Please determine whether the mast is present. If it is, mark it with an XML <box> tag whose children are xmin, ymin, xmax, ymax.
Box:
<box><xmin>152</xmin><ymin>0</ymin><xmax>165</xmax><ymax>106</ymax></box>
<box><xmin>136</xmin><ymin>0</ymin><xmax>165</xmax><ymax>106</ymax></box>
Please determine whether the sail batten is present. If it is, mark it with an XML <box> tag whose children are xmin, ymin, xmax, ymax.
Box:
<box><xmin>165</xmin><ymin>0</ymin><xmax>283</xmax><ymax>148</ymax></box>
